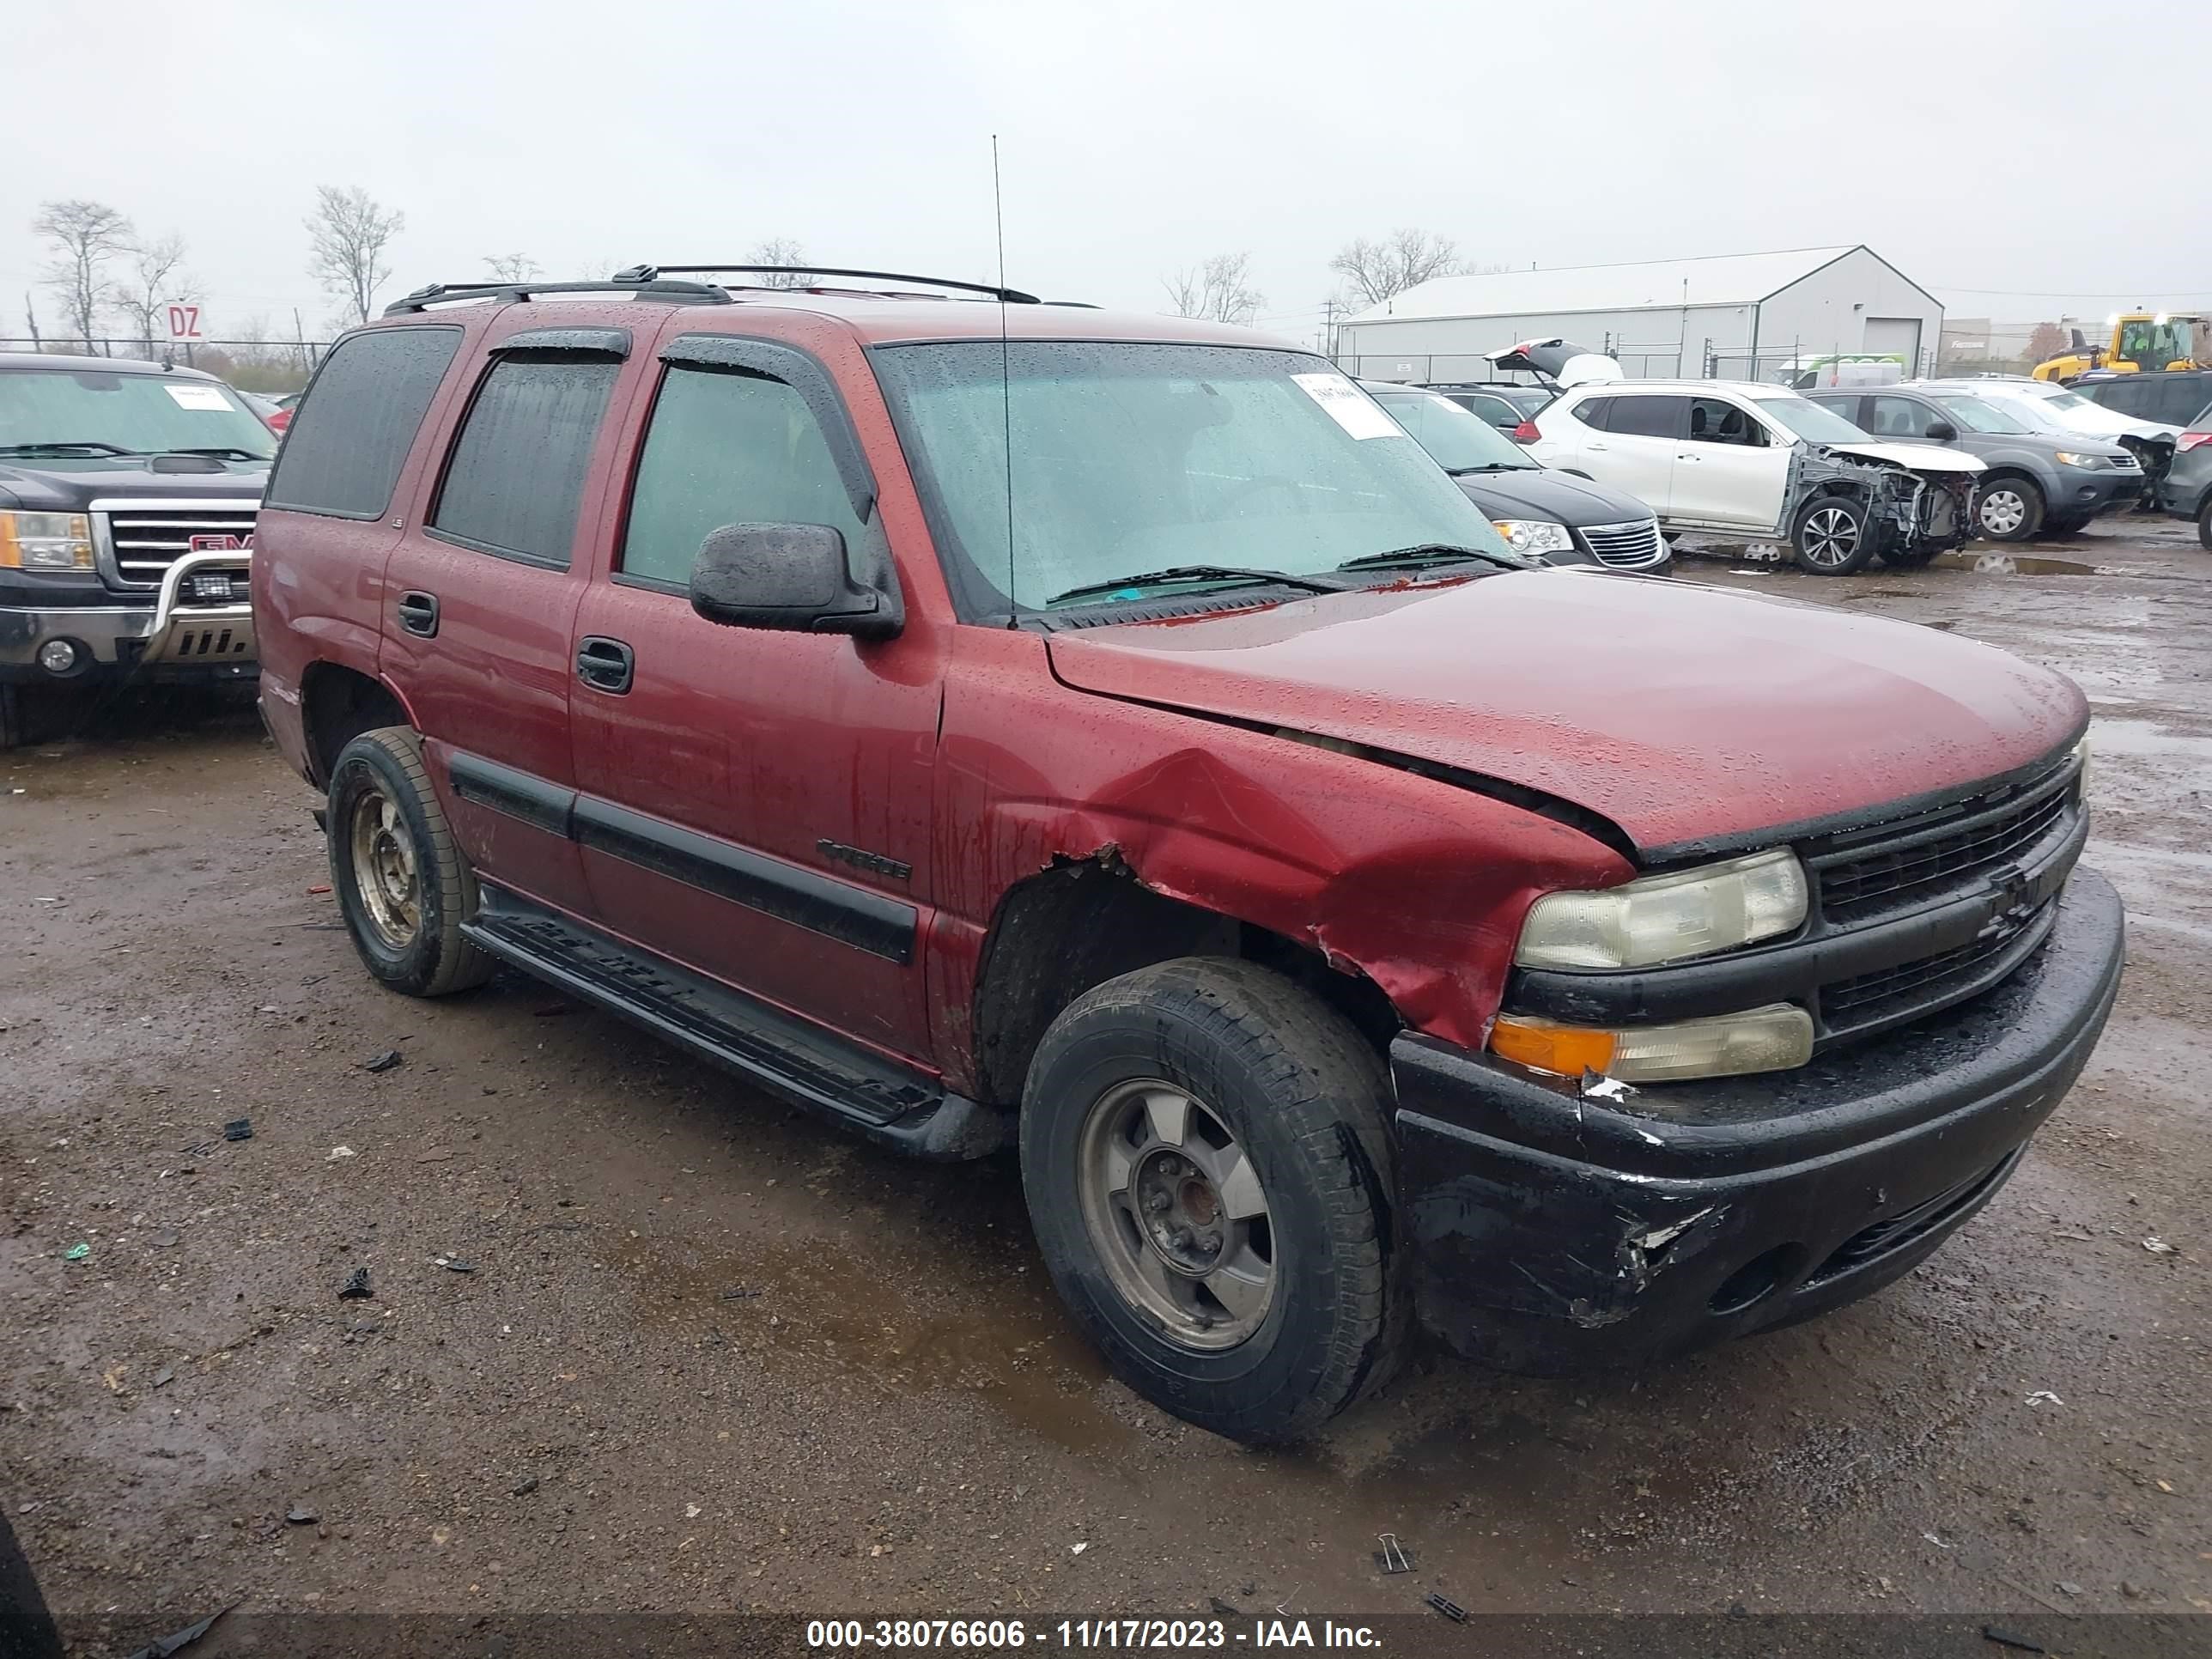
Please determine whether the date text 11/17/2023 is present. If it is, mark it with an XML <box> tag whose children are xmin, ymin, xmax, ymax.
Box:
<box><xmin>805</xmin><ymin>1618</ymin><xmax>1385</xmax><ymax>1649</ymax></box>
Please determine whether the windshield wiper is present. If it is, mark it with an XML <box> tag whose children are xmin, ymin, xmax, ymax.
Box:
<box><xmin>1444</xmin><ymin>462</ymin><xmax>1534</xmax><ymax>475</ymax></box>
<box><xmin>1336</xmin><ymin>543</ymin><xmax>1527</xmax><ymax>573</ymax></box>
<box><xmin>160</xmin><ymin>447</ymin><xmax>269</xmax><ymax>461</ymax></box>
<box><xmin>0</xmin><ymin>441</ymin><xmax>143</xmax><ymax>457</ymax></box>
<box><xmin>1045</xmin><ymin>564</ymin><xmax>1346</xmax><ymax>608</ymax></box>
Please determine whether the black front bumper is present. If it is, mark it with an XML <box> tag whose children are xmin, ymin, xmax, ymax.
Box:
<box><xmin>1391</xmin><ymin>867</ymin><xmax>2124</xmax><ymax>1374</ymax></box>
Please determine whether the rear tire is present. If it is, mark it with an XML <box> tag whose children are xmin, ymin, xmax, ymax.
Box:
<box><xmin>2197</xmin><ymin>495</ymin><xmax>2212</xmax><ymax>550</ymax></box>
<box><xmin>1790</xmin><ymin>494</ymin><xmax>1877</xmax><ymax>574</ymax></box>
<box><xmin>326</xmin><ymin>726</ymin><xmax>494</xmax><ymax>998</ymax></box>
<box><xmin>1019</xmin><ymin>958</ymin><xmax>1403</xmax><ymax>1444</ymax></box>
<box><xmin>1975</xmin><ymin>477</ymin><xmax>2045</xmax><ymax>542</ymax></box>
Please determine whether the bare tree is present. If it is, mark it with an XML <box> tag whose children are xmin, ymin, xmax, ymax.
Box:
<box><xmin>1161</xmin><ymin>252</ymin><xmax>1263</xmax><ymax>326</ymax></box>
<box><xmin>113</xmin><ymin>234</ymin><xmax>196</xmax><ymax>354</ymax></box>
<box><xmin>1328</xmin><ymin>228</ymin><xmax>1468</xmax><ymax>309</ymax></box>
<box><xmin>33</xmin><ymin>199</ymin><xmax>135</xmax><ymax>347</ymax></box>
<box><xmin>307</xmin><ymin>185</ymin><xmax>405</xmax><ymax>325</ymax></box>
<box><xmin>746</xmin><ymin>238</ymin><xmax>813</xmax><ymax>288</ymax></box>
<box><xmin>2024</xmin><ymin>322</ymin><xmax>2066</xmax><ymax>367</ymax></box>
<box><xmin>483</xmin><ymin>252</ymin><xmax>539</xmax><ymax>283</ymax></box>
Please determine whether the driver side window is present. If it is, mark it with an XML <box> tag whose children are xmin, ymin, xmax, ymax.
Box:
<box><xmin>620</xmin><ymin>363</ymin><xmax>868</xmax><ymax>588</ymax></box>
<box><xmin>1686</xmin><ymin>397</ymin><xmax>1764</xmax><ymax>447</ymax></box>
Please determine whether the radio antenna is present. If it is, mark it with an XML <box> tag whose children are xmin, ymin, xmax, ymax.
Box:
<box><xmin>993</xmin><ymin>133</ymin><xmax>1016</xmax><ymax>625</ymax></box>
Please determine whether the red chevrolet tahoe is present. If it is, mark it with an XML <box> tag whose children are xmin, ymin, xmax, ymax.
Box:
<box><xmin>253</xmin><ymin>267</ymin><xmax>2124</xmax><ymax>1443</ymax></box>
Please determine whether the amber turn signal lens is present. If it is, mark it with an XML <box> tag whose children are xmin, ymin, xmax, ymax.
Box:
<box><xmin>1488</xmin><ymin>1017</ymin><xmax>1619</xmax><ymax>1078</ymax></box>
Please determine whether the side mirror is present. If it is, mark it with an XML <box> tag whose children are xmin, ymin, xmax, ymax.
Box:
<box><xmin>1925</xmin><ymin>421</ymin><xmax>1959</xmax><ymax>442</ymax></box>
<box><xmin>689</xmin><ymin>522</ymin><xmax>902</xmax><ymax>639</ymax></box>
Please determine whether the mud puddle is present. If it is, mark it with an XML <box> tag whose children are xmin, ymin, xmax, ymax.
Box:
<box><xmin>617</xmin><ymin>1236</ymin><xmax>1125</xmax><ymax>1456</ymax></box>
<box><xmin>1932</xmin><ymin>551</ymin><xmax>2105</xmax><ymax>576</ymax></box>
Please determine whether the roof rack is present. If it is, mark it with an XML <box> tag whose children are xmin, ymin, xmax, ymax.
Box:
<box><xmin>382</xmin><ymin>277</ymin><xmax>732</xmax><ymax>317</ymax></box>
<box><xmin>618</xmin><ymin>264</ymin><xmax>1042</xmax><ymax>305</ymax></box>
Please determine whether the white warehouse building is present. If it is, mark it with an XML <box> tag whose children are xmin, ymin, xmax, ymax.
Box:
<box><xmin>1336</xmin><ymin>246</ymin><xmax>1943</xmax><ymax>386</ymax></box>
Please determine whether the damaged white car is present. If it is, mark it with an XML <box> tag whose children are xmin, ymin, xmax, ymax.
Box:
<box><xmin>1504</xmin><ymin>340</ymin><xmax>1984</xmax><ymax>574</ymax></box>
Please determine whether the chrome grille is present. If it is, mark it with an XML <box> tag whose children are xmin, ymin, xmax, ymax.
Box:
<box><xmin>99</xmin><ymin>502</ymin><xmax>259</xmax><ymax>587</ymax></box>
<box><xmin>1577</xmin><ymin>518</ymin><xmax>1665</xmax><ymax>568</ymax></box>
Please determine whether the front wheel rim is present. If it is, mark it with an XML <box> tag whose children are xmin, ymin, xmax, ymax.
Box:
<box><xmin>1802</xmin><ymin>506</ymin><xmax>1861</xmax><ymax>567</ymax></box>
<box><xmin>1980</xmin><ymin>489</ymin><xmax>2027</xmax><ymax>536</ymax></box>
<box><xmin>348</xmin><ymin>786</ymin><xmax>422</xmax><ymax>951</ymax></box>
<box><xmin>1075</xmin><ymin>1079</ymin><xmax>1276</xmax><ymax>1352</ymax></box>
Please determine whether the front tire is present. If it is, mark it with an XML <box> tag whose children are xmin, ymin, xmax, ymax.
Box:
<box><xmin>1020</xmin><ymin>958</ymin><xmax>1402</xmax><ymax>1444</ymax></box>
<box><xmin>1976</xmin><ymin>477</ymin><xmax>2045</xmax><ymax>542</ymax></box>
<box><xmin>327</xmin><ymin>726</ymin><xmax>494</xmax><ymax>997</ymax></box>
<box><xmin>2197</xmin><ymin>495</ymin><xmax>2212</xmax><ymax>550</ymax></box>
<box><xmin>1791</xmin><ymin>494</ymin><xmax>1877</xmax><ymax>574</ymax></box>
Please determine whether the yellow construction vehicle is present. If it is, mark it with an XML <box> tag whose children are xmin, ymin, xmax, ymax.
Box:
<box><xmin>2033</xmin><ymin>312</ymin><xmax>2207</xmax><ymax>380</ymax></box>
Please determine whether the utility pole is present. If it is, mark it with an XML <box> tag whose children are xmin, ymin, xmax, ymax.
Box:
<box><xmin>23</xmin><ymin>293</ymin><xmax>41</xmax><ymax>353</ymax></box>
<box><xmin>293</xmin><ymin>307</ymin><xmax>308</xmax><ymax>373</ymax></box>
<box><xmin>1321</xmin><ymin>297</ymin><xmax>1342</xmax><ymax>365</ymax></box>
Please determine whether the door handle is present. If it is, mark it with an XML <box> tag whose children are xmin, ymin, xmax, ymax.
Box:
<box><xmin>1677</xmin><ymin>453</ymin><xmax>1701</xmax><ymax>462</ymax></box>
<box><xmin>396</xmin><ymin>591</ymin><xmax>440</xmax><ymax>637</ymax></box>
<box><xmin>576</xmin><ymin>635</ymin><xmax>635</xmax><ymax>695</ymax></box>
<box><xmin>1587</xmin><ymin>442</ymin><xmax>1609</xmax><ymax>452</ymax></box>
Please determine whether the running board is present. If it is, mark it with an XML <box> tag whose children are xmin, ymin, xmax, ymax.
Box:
<box><xmin>463</xmin><ymin>884</ymin><xmax>1008</xmax><ymax>1160</ymax></box>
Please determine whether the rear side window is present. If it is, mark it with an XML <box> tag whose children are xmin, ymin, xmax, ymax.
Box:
<box><xmin>429</xmin><ymin>353</ymin><xmax>619</xmax><ymax>568</ymax></box>
<box><xmin>264</xmin><ymin>327</ymin><xmax>459</xmax><ymax>519</ymax></box>
<box><xmin>2154</xmin><ymin>377</ymin><xmax>2212</xmax><ymax>427</ymax></box>
<box><xmin>1607</xmin><ymin>396</ymin><xmax>1686</xmax><ymax>439</ymax></box>
<box><xmin>1572</xmin><ymin>395</ymin><xmax>1614</xmax><ymax>431</ymax></box>
<box><xmin>620</xmin><ymin>363</ymin><xmax>872</xmax><ymax>587</ymax></box>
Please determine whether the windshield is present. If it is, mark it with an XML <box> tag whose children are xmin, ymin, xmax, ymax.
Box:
<box><xmin>1930</xmin><ymin>393</ymin><xmax>2027</xmax><ymax>434</ymax></box>
<box><xmin>1973</xmin><ymin>392</ymin><xmax>2068</xmax><ymax>434</ymax></box>
<box><xmin>1367</xmin><ymin>387</ymin><xmax>1537</xmax><ymax>472</ymax></box>
<box><xmin>1754</xmin><ymin>395</ymin><xmax>1871</xmax><ymax>445</ymax></box>
<box><xmin>0</xmin><ymin>367</ymin><xmax>276</xmax><ymax>459</ymax></box>
<box><xmin>871</xmin><ymin>342</ymin><xmax>1523</xmax><ymax>612</ymax></box>
<box><xmin>2118</xmin><ymin>319</ymin><xmax>2192</xmax><ymax>367</ymax></box>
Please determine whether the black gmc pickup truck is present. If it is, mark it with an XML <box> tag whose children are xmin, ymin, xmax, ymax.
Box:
<box><xmin>0</xmin><ymin>350</ymin><xmax>270</xmax><ymax>746</ymax></box>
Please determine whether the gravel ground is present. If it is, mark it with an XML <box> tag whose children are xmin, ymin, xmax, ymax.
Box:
<box><xmin>2</xmin><ymin>519</ymin><xmax>2206</xmax><ymax>1652</ymax></box>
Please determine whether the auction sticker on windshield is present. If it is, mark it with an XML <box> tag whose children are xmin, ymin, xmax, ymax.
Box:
<box><xmin>1293</xmin><ymin>371</ymin><xmax>1401</xmax><ymax>440</ymax></box>
<box><xmin>164</xmin><ymin>384</ymin><xmax>234</xmax><ymax>411</ymax></box>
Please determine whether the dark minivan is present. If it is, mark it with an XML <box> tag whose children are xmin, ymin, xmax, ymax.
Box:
<box><xmin>1361</xmin><ymin>380</ymin><xmax>1670</xmax><ymax>571</ymax></box>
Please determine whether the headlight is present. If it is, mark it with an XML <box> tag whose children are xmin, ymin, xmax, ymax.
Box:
<box><xmin>1489</xmin><ymin>1003</ymin><xmax>1814</xmax><ymax>1083</ymax></box>
<box><xmin>1514</xmin><ymin>848</ymin><xmax>1808</xmax><ymax>970</ymax></box>
<box><xmin>2051</xmin><ymin>451</ymin><xmax>2094</xmax><ymax>467</ymax></box>
<box><xmin>0</xmin><ymin>511</ymin><xmax>94</xmax><ymax>570</ymax></box>
<box><xmin>1491</xmin><ymin>519</ymin><xmax>1576</xmax><ymax>555</ymax></box>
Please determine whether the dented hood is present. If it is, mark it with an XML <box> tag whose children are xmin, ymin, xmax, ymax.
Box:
<box><xmin>1816</xmin><ymin>439</ymin><xmax>1985</xmax><ymax>474</ymax></box>
<box><xmin>1045</xmin><ymin>571</ymin><xmax>2085</xmax><ymax>857</ymax></box>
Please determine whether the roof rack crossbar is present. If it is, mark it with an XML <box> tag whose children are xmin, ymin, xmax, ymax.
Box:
<box><xmin>382</xmin><ymin>278</ymin><xmax>732</xmax><ymax>317</ymax></box>
<box><xmin>620</xmin><ymin>264</ymin><xmax>1041</xmax><ymax>306</ymax></box>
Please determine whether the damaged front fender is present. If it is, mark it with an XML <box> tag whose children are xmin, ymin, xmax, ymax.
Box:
<box><xmin>927</xmin><ymin>629</ymin><xmax>1633</xmax><ymax>1085</ymax></box>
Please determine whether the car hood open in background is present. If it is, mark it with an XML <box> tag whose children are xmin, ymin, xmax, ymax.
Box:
<box><xmin>1485</xmin><ymin>338</ymin><xmax>1624</xmax><ymax>389</ymax></box>
<box><xmin>1046</xmin><ymin>571</ymin><xmax>2084</xmax><ymax>857</ymax></box>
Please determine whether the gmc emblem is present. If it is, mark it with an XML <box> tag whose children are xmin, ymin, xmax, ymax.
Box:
<box><xmin>187</xmin><ymin>532</ymin><xmax>253</xmax><ymax>554</ymax></box>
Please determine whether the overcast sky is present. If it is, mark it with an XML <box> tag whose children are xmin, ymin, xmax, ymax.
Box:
<box><xmin>8</xmin><ymin>0</ymin><xmax>2210</xmax><ymax>348</ymax></box>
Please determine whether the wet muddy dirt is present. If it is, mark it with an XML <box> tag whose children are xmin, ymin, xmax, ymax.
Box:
<box><xmin>3</xmin><ymin>521</ymin><xmax>2208</xmax><ymax>1642</ymax></box>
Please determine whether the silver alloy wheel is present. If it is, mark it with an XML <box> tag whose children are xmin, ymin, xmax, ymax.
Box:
<box><xmin>348</xmin><ymin>786</ymin><xmax>422</xmax><ymax>951</ymax></box>
<box><xmin>1075</xmin><ymin>1079</ymin><xmax>1275</xmax><ymax>1351</ymax></box>
<box><xmin>1800</xmin><ymin>504</ymin><xmax>1862</xmax><ymax>568</ymax></box>
<box><xmin>1979</xmin><ymin>487</ymin><xmax>2028</xmax><ymax>538</ymax></box>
